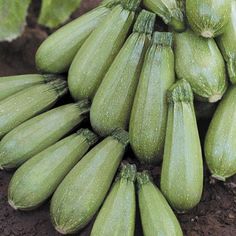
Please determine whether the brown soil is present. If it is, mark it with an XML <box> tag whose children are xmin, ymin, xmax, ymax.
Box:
<box><xmin>0</xmin><ymin>0</ymin><xmax>236</xmax><ymax>235</ymax></box>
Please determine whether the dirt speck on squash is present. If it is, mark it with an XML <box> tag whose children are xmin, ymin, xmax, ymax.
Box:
<box><xmin>0</xmin><ymin>0</ymin><xmax>235</xmax><ymax>235</ymax></box>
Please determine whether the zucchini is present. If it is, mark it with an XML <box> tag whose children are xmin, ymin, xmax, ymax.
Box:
<box><xmin>174</xmin><ymin>30</ymin><xmax>227</xmax><ymax>103</ymax></box>
<box><xmin>186</xmin><ymin>0</ymin><xmax>230</xmax><ymax>38</ymax></box>
<box><xmin>205</xmin><ymin>86</ymin><xmax>236</xmax><ymax>181</ymax></box>
<box><xmin>0</xmin><ymin>100</ymin><xmax>89</xmax><ymax>169</ymax></box>
<box><xmin>50</xmin><ymin>129</ymin><xmax>129</xmax><ymax>234</ymax></box>
<box><xmin>137</xmin><ymin>171</ymin><xmax>183</xmax><ymax>236</ymax></box>
<box><xmin>0</xmin><ymin>74</ymin><xmax>58</xmax><ymax>101</ymax></box>
<box><xmin>8</xmin><ymin>129</ymin><xmax>98</xmax><ymax>210</ymax></box>
<box><xmin>143</xmin><ymin>0</ymin><xmax>186</xmax><ymax>32</ymax></box>
<box><xmin>0</xmin><ymin>79</ymin><xmax>67</xmax><ymax>138</ymax></box>
<box><xmin>129</xmin><ymin>32</ymin><xmax>175</xmax><ymax>164</ymax></box>
<box><xmin>217</xmin><ymin>0</ymin><xmax>236</xmax><ymax>84</ymax></box>
<box><xmin>90</xmin><ymin>10</ymin><xmax>155</xmax><ymax>137</ymax></box>
<box><xmin>35</xmin><ymin>0</ymin><xmax>119</xmax><ymax>73</ymax></box>
<box><xmin>91</xmin><ymin>163</ymin><xmax>136</xmax><ymax>236</ymax></box>
<box><xmin>160</xmin><ymin>80</ymin><xmax>203</xmax><ymax>212</ymax></box>
<box><xmin>68</xmin><ymin>0</ymin><xmax>141</xmax><ymax>101</ymax></box>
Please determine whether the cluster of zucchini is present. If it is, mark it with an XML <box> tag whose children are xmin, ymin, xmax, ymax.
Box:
<box><xmin>0</xmin><ymin>0</ymin><xmax>236</xmax><ymax>235</ymax></box>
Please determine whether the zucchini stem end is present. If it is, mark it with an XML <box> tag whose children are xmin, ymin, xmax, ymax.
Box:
<box><xmin>208</xmin><ymin>94</ymin><xmax>222</xmax><ymax>103</ymax></box>
<box><xmin>211</xmin><ymin>174</ymin><xmax>226</xmax><ymax>182</ymax></box>
<box><xmin>8</xmin><ymin>199</ymin><xmax>18</xmax><ymax>210</ymax></box>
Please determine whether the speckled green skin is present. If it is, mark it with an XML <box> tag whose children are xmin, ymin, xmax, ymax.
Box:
<box><xmin>8</xmin><ymin>129</ymin><xmax>97</xmax><ymax>210</ymax></box>
<box><xmin>50</xmin><ymin>132</ymin><xmax>128</xmax><ymax>234</ymax></box>
<box><xmin>90</xmin><ymin>11</ymin><xmax>154</xmax><ymax>137</ymax></box>
<box><xmin>68</xmin><ymin>4</ymin><xmax>136</xmax><ymax>101</ymax></box>
<box><xmin>0</xmin><ymin>74</ymin><xmax>44</xmax><ymax>101</ymax></box>
<box><xmin>143</xmin><ymin>0</ymin><xmax>185</xmax><ymax>32</ymax></box>
<box><xmin>217</xmin><ymin>0</ymin><xmax>236</xmax><ymax>84</ymax></box>
<box><xmin>161</xmin><ymin>80</ymin><xmax>203</xmax><ymax>212</ymax></box>
<box><xmin>137</xmin><ymin>172</ymin><xmax>183</xmax><ymax>236</ymax></box>
<box><xmin>174</xmin><ymin>30</ymin><xmax>227</xmax><ymax>102</ymax></box>
<box><xmin>129</xmin><ymin>33</ymin><xmax>175</xmax><ymax>164</ymax></box>
<box><xmin>0</xmin><ymin>102</ymin><xmax>89</xmax><ymax>169</ymax></box>
<box><xmin>205</xmin><ymin>86</ymin><xmax>236</xmax><ymax>181</ymax></box>
<box><xmin>36</xmin><ymin>3</ymin><xmax>113</xmax><ymax>74</ymax></box>
<box><xmin>186</xmin><ymin>0</ymin><xmax>230</xmax><ymax>38</ymax></box>
<box><xmin>0</xmin><ymin>79</ymin><xmax>67</xmax><ymax>138</ymax></box>
<box><xmin>91</xmin><ymin>164</ymin><xmax>136</xmax><ymax>236</ymax></box>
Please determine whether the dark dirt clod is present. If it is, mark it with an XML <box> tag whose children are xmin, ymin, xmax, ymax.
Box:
<box><xmin>0</xmin><ymin>0</ymin><xmax>235</xmax><ymax>235</ymax></box>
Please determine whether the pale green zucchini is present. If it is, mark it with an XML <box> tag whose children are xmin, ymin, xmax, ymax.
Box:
<box><xmin>50</xmin><ymin>129</ymin><xmax>129</xmax><ymax>234</ymax></box>
<box><xmin>90</xmin><ymin>10</ymin><xmax>155</xmax><ymax>137</ymax></box>
<box><xmin>91</xmin><ymin>163</ymin><xmax>136</xmax><ymax>236</ymax></box>
<box><xmin>143</xmin><ymin>0</ymin><xmax>185</xmax><ymax>32</ymax></box>
<box><xmin>217</xmin><ymin>0</ymin><xmax>236</xmax><ymax>84</ymax></box>
<box><xmin>0</xmin><ymin>100</ymin><xmax>89</xmax><ymax>169</ymax></box>
<box><xmin>137</xmin><ymin>171</ymin><xmax>183</xmax><ymax>236</ymax></box>
<box><xmin>68</xmin><ymin>0</ymin><xmax>141</xmax><ymax>101</ymax></box>
<box><xmin>0</xmin><ymin>79</ymin><xmax>67</xmax><ymax>138</ymax></box>
<box><xmin>160</xmin><ymin>80</ymin><xmax>203</xmax><ymax>212</ymax></box>
<box><xmin>129</xmin><ymin>32</ymin><xmax>175</xmax><ymax>164</ymax></box>
<box><xmin>205</xmin><ymin>86</ymin><xmax>236</xmax><ymax>181</ymax></box>
<box><xmin>174</xmin><ymin>30</ymin><xmax>227</xmax><ymax>102</ymax></box>
<box><xmin>35</xmin><ymin>0</ymin><xmax>119</xmax><ymax>73</ymax></box>
<box><xmin>8</xmin><ymin>129</ymin><xmax>98</xmax><ymax>210</ymax></box>
<box><xmin>186</xmin><ymin>0</ymin><xmax>230</xmax><ymax>38</ymax></box>
<box><xmin>0</xmin><ymin>74</ymin><xmax>59</xmax><ymax>101</ymax></box>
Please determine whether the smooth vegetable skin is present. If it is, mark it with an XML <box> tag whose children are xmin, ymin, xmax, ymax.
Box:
<box><xmin>91</xmin><ymin>163</ymin><xmax>136</xmax><ymax>236</ymax></box>
<box><xmin>0</xmin><ymin>79</ymin><xmax>67</xmax><ymax>138</ymax></box>
<box><xmin>174</xmin><ymin>30</ymin><xmax>227</xmax><ymax>103</ymax></box>
<box><xmin>68</xmin><ymin>0</ymin><xmax>141</xmax><ymax>101</ymax></box>
<box><xmin>186</xmin><ymin>0</ymin><xmax>230</xmax><ymax>38</ymax></box>
<box><xmin>161</xmin><ymin>80</ymin><xmax>203</xmax><ymax>212</ymax></box>
<box><xmin>0</xmin><ymin>101</ymin><xmax>89</xmax><ymax>169</ymax></box>
<box><xmin>137</xmin><ymin>171</ymin><xmax>183</xmax><ymax>236</ymax></box>
<box><xmin>217</xmin><ymin>0</ymin><xmax>236</xmax><ymax>84</ymax></box>
<box><xmin>50</xmin><ymin>129</ymin><xmax>129</xmax><ymax>234</ymax></box>
<box><xmin>130</xmin><ymin>32</ymin><xmax>175</xmax><ymax>164</ymax></box>
<box><xmin>8</xmin><ymin>129</ymin><xmax>98</xmax><ymax>210</ymax></box>
<box><xmin>90</xmin><ymin>10</ymin><xmax>155</xmax><ymax>137</ymax></box>
<box><xmin>0</xmin><ymin>74</ymin><xmax>55</xmax><ymax>101</ymax></box>
<box><xmin>205</xmin><ymin>86</ymin><xmax>236</xmax><ymax>181</ymax></box>
<box><xmin>143</xmin><ymin>0</ymin><xmax>185</xmax><ymax>32</ymax></box>
<box><xmin>36</xmin><ymin>0</ymin><xmax>119</xmax><ymax>73</ymax></box>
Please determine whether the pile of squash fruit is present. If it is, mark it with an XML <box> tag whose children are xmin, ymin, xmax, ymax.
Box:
<box><xmin>0</xmin><ymin>0</ymin><xmax>235</xmax><ymax>235</ymax></box>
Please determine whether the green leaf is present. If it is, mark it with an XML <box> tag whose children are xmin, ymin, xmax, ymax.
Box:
<box><xmin>38</xmin><ymin>0</ymin><xmax>83</xmax><ymax>28</ymax></box>
<box><xmin>0</xmin><ymin>0</ymin><xmax>31</xmax><ymax>42</ymax></box>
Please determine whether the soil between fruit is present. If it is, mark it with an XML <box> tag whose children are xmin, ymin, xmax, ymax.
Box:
<box><xmin>0</xmin><ymin>0</ymin><xmax>235</xmax><ymax>235</ymax></box>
